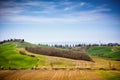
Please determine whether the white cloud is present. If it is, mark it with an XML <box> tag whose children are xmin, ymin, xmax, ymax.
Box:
<box><xmin>0</xmin><ymin>1</ymin><xmax>114</xmax><ymax>24</ymax></box>
<box><xmin>80</xmin><ymin>2</ymin><xmax>86</xmax><ymax>6</ymax></box>
<box><xmin>0</xmin><ymin>7</ymin><xmax>23</xmax><ymax>15</ymax></box>
<box><xmin>91</xmin><ymin>8</ymin><xmax>111</xmax><ymax>13</ymax></box>
<box><xmin>22</xmin><ymin>1</ymin><xmax>41</xmax><ymax>6</ymax></box>
<box><xmin>64</xmin><ymin>7</ymin><xmax>71</xmax><ymax>11</ymax></box>
<box><xmin>4</xmin><ymin>10</ymin><xmax>108</xmax><ymax>24</ymax></box>
<box><xmin>0</xmin><ymin>1</ymin><xmax>110</xmax><ymax>16</ymax></box>
<box><xmin>5</xmin><ymin>15</ymin><xmax>78</xmax><ymax>23</ymax></box>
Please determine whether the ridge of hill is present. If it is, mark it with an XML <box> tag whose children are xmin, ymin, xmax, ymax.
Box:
<box><xmin>8</xmin><ymin>41</ymin><xmax>37</xmax><ymax>48</ymax></box>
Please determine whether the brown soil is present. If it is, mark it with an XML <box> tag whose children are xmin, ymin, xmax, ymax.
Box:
<box><xmin>0</xmin><ymin>70</ymin><xmax>105</xmax><ymax>80</ymax></box>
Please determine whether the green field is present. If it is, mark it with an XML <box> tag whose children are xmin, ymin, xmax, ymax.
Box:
<box><xmin>97</xmin><ymin>70</ymin><xmax>120</xmax><ymax>80</ymax></box>
<box><xmin>87</xmin><ymin>46</ymin><xmax>120</xmax><ymax>60</ymax></box>
<box><xmin>0</xmin><ymin>43</ymin><xmax>37</xmax><ymax>69</ymax></box>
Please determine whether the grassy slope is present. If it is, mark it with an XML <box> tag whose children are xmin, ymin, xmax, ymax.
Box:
<box><xmin>87</xmin><ymin>46</ymin><xmax>120</xmax><ymax>60</ymax></box>
<box><xmin>0</xmin><ymin>42</ymin><xmax>82</xmax><ymax>69</ymax></box>
<box><xmin>96</xmin><ymin>70</ymin><xmax>120</xmax><ymax>80</ymax></box>
<box><xmin>0</xmin><ymin>43</ymin><xmax>37</xmax><ymax>69</ymax></box>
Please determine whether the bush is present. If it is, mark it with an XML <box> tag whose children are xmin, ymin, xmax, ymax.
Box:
<box><xmin>99</xmin><ymin>68</ymin><xmax>106</xmax><ymax>70</ymax></box>
<box><xmin>28</xmin><ymin>54</ymin><xmax>35</xmax><ymax>57</ymax></box>
<box><xmin>19</xmin><ymin>50</ymin><xmax>26</xmax><ymax>55</ymax></box>
<box><xmin>111</xmin><ymin>68</ymin><xmax>117</xmax><ymax>70</ymax></box>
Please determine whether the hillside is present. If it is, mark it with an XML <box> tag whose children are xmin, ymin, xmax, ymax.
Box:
<box><xmin>0</xmin><ymin>42</ymin><xmax>120</xmax><ymax>70</ymax></box>
<box><xmin>0</xmin><ymin>43</ymin><xmax>37</xmax><ymax>69</ymax></box>
<box><xmin>0</xmin><ymin>42</ymin><xmax>93</xmax><ymax>69</ymax></box>
<box><xmin>87</xmin><ymin>46</ymin><xmax>120</xmax><ymax>60</ymax></box>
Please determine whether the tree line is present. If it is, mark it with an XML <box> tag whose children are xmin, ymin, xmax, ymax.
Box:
<box><xmin>0</xmin><ymin>39</ymin><xmax>24</xmax><ymax>44</ymax></box>
<box><xmin>38</xmin><ymin>43</ymin><xmax>120</xmax><ymax>49</ymax></box>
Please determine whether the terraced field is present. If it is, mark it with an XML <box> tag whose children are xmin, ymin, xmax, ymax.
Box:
<box><xmin>0</xmin><ymin>70</ymin><xmax>106</xmax><ymax>80</ymax></box>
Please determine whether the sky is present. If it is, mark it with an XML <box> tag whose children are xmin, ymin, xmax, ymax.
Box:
<box><xmin>0</xmin><ymin>0</ymin><xmax>120</xmax><ymax>44</ymax></box>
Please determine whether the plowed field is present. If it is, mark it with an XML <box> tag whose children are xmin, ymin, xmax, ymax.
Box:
<box><xmin>0</xmin><ymin>70</ymin><xmax>105</xmax><ymax>80</ymax></box>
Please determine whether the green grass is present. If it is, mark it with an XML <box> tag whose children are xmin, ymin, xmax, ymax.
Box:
<box><xmin>87</xmin><ymin>46</ymin><xmax>120</xmax><ymax>60</ymax></box>
<box><xmin>97</xmin><ymin>70</ymin><xmax>120</xmax><ymax>80</ymax></box>
<box><xmin>0</xmin><ymin>43</ymin><xmax>37</xmax><ymax>69</ymax></box>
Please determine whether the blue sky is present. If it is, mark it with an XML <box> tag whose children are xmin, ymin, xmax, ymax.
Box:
<box><xmin>0</xmin><ymin>0</ymin><xmax>120</xmax><ymax>44</ymax></box>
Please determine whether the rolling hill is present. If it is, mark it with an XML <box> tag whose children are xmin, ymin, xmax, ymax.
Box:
<box><xmin>0</xmin><ymin>41</ymin><xmax>120</xmax><ymax>70</ymax></box>
<box><xmin>87</xmin><ymin>46</ymin><xmax>120</xmax><ymax>60</ymax></box>
<box><xmin>0</xmin><ymin>42</ymin><xmax>93</xmax><ymax>69</ymax></box>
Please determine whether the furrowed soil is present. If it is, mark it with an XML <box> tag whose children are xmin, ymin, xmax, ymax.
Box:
<box><xmin>0</xmin><ymin>70</ymin><xmax>105</xmax><ymax>80</ymax></box>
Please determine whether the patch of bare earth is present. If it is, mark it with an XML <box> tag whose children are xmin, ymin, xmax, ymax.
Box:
<box><xmin>0</xmin><ymin>70</ymin><xmax>105</xmax><ymax>80</ymax></box>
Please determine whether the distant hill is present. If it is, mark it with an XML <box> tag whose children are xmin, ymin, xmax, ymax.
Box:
<box><xmin>87</xmin><ymin>46</ymin><xmax>120</xmax><ymax>60</ymax></box>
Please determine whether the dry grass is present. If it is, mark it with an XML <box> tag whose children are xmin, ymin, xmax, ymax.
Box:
<box><xmin>91</xmin><ymin>56</ymin><xmax>120</xmax><ymax>70</ymax></box>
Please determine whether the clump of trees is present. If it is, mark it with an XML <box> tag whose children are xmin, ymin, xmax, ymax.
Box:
<box><xmin>0</xmin><ymin>39</ymin><xmax>24</xmax><ymax>44</ymax></box>
<box><xmin>25</xmin><ymin>47</ymin><xmax>93</xmax><ymax>62</ymax></box>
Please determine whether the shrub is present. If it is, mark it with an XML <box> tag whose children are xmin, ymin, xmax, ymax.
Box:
<box><xmin>19</xmin><ymin>50</ymin><xmax>26</xmax><ymax>55</ymax></box>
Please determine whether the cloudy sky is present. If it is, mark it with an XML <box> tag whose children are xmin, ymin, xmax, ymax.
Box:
<box><xmin>0</xmin><ymin>0</ymin><xmax>120</xmax><ymax>44</ymax></box>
